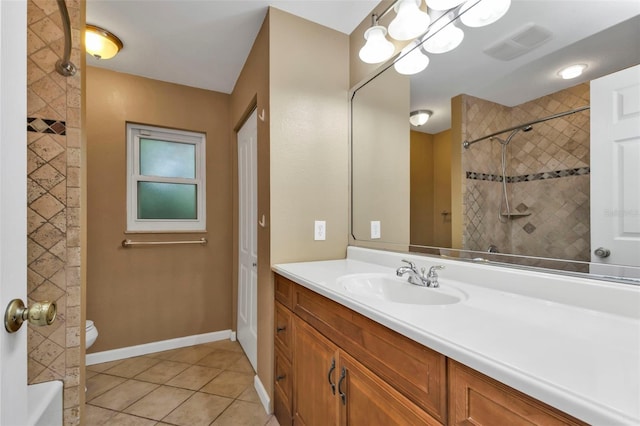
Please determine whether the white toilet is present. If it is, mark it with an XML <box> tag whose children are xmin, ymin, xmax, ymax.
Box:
<box><xmin>86</xmin><ymin>320</ymin><xmax>98</xmax><ymax>349</ymax></box>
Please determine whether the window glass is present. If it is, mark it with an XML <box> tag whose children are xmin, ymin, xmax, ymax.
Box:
<box><xmin>137</xmin><ymin>182</ymin><xmax>197</xmax><ymax>219</ymax></box>
<box><xmin>139</xmin><ymin>138</ymin><xmax>196</xmax><ymax>179</ymax></box>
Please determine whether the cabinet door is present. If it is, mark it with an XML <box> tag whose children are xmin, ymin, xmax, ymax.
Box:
<box><xmin>293</xmin><ymin>318</ymin><xmax>339</xmax><ymax>426</ymax></box>
<box><xmin>448</xmin><ymin>361</ymin><xmax>587</xmax><ymax>426</ymax></box>
<box><xmin>339</xmin><ymin>352</ymin><xmax>441</xmax><ymax>426</ymax></box>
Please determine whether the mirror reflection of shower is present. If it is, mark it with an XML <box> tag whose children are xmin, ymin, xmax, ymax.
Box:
<box><xmin>491</xmin><ymin>125</ymin><xmax>533</xmax><ymax>223</ymax></box>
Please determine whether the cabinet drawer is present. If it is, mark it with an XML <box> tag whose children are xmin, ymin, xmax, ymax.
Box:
<box><xmin>291</xmin><ymin>281</ymin><xmax>447</xmax><ymax>424</ymax></box>
<box><xmin>275</xmin><ymin>302</ymin><xmax>293</xmax><ymax>359</ymax></box>
<box><xmin>274</xmin><ymin>346</ymin><xmax>293</xmax><ymax>425</ymax></box>
<box><xmin>448</xmin><ymin>360</ymin><xmax>587</xmax><ymax>426</ymax></box>
<box><xmin>275</xmin><ymin>274</ymin><xmax>294</xmax><ymax>309</ymax></box>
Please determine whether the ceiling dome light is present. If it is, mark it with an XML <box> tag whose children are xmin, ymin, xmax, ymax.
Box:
<box><xmin>460</xmin><ymin>0</ymin><xmax>511</xmax><ymax>28</ymax></box>
<box><xmin>422</xmin><ymin>15</ymin><xmax>465</xmax><ymax>54</ymax></box>
<box><xmin>410</xmin><ymin>110</ymin><xmax>432</xmax><ymax>126</ymax></box>
<box><xmin>85</xmin><ymin>24</ymin><xmax>123</xmax><ymax>60</ymax></box>
<box><xmin>388</xmin><ymin>0</ymin><xmax>431</xmax><ymax>41</ymax></box>
<box><xmin>359</xmin><ymin>25</ymin><xmax>395</xmax><ymax>64</ymax></box>
<box><xmin>558</xmin><ymin>64</ymin><xmax>587</xmax><ymax>79</ymax></box>
<box><xmin>426</xmin><ymin>0</ymin><xmax>467</xmax><ymax>11</ymax></box>
<box><xmin>394</xmin><ymin>40</ymin><xmax>430</xmax><ymax>75</ymax></box>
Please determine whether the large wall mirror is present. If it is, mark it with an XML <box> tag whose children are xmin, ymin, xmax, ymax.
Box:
<box><xmin>351</xmin><ymin>1</ymin><xmax>640</xmax><ymax>282</ymax></box>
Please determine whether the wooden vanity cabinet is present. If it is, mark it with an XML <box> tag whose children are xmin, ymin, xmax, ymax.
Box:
<box><xmin>448</xmin><ymin>361</ymin><xmax>587</xmax><ymax>426</ymax></box>
<box><xmin>274</xmin><ymin>274</ymin><xmax>445</xmax><ymax>425</ymax></box>
<box><xmin>274</xmin><ymin>273</ymin><xmax>587</xmax><ymax>426</ymax></box>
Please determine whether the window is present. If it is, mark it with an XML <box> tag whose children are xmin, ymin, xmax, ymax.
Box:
<box><xmin>126</xmin><ymin>123</ymin><xmax>206</xmax><ymax>232</ymax></box>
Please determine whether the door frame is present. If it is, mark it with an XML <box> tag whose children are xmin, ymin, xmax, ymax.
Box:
<box><xmin>0</xmin><ymin>0</ymin><xmax>29</xmax><ymax>423</ymax></box>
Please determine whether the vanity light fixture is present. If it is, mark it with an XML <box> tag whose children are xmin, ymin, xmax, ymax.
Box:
<box><xmin>422</xmin><ymin>13</ymin><xmax>465</xmax><ymax>54</ymax></box>
<box><xmin>558</xmin><ymin>64</ymin><xmax>587</xmax><ymax>79</ymax></box>
<box><xmin>85</xmin><ymin>24</ymin><xmax>123</xmax><ymax>60</ymax></box>
<box><xmin>459</xmin><ymin>0</ymin><xmax>512</xmax><ymax>28</ymax></box>
<box><xmin>388</xmin><ymin>0</ymin><xmax>431</xmax><ymax>41</ymax></box>
<box><xmin>359</xmin><ymin>0</ymin><xmax>510</xmax><ymax>71</ymax></box>
<box><xmin>394</xmin><ymin>40</ymin><xmax>430</xmax><ymax>75</ymax></box>
<box><xmin>359</xmin><ymin>24</ymin><xmax>396</xmax><ymax>64</ymax></box>
<box><xmin>410</xmin><ymin>110</ymin><xmax>432</xmax><ymax>126</ymax></box>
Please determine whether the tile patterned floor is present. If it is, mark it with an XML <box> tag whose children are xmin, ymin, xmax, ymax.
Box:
<box><xmin>85</xmin><ymin>340</ymin><xmax>279</xmax><ymax>425</ymax></box>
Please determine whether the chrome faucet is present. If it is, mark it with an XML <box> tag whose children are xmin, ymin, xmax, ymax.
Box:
<box><xmin>396</xmin><ymin>260</ymin><xmax>445</xmax><ymax>288</ymax></box>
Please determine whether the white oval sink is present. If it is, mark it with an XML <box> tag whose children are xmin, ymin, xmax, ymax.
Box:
<box><xmin>337</xmin><ymin>273</ymin><xmax>466</xmax><ymax>305</ymax></box>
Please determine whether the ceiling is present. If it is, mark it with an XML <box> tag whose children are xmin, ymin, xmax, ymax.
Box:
<box><xmin>87</xmin><ymin>1</ymin><xmax>640</xmax><ymax>134</ymax></box>
<box><xmin>85</xmin><ymin>0</ymin><xmax>380</xmax><ymax>93</ymax></box>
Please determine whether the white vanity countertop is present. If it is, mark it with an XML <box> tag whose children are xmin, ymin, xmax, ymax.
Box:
<box><xmin>273</xmin><ymin>247</ymin><xmax>640</xmax><ymax>426</ymax></box>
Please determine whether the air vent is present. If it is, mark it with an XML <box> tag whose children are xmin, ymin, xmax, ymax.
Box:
<box><xmin>484</xmin><ymin>23</ymin><xmax>552</xmax><ymax>61</ymax></box>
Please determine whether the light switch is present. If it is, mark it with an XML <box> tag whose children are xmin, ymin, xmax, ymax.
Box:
<box><xmin>371</xmin><ymin>221</ymin><xmax>381</xmax><ymax>239</ymax></box>
<box><xmin>314</xmin><ymin>220</ymin><xmax>326</xmax><ymax>241</ymax></box>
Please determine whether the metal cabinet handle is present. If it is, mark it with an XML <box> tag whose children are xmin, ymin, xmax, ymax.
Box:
<box><xmin>276</xmin><ymin>374</ymin><xmax>286</xmax><ymax>382</ymax></box>
<box><xmin>5</xmin><ymin>299</ymin><xmax>56</xmax><ymax>333</ymax></box>
<box><xmin>327</xmin><ymin>358</ymin><xmax>336</xmax><ymax>394</ymax></box>
<box><xmin>338</xmin><ymin>367</ymin><xmax>347</xmax><ymax>405</ymax></box>
<box><xmin>276</xmin><ymin>326</ymin><xmax>287</xmax><ymax>333</ymax></box>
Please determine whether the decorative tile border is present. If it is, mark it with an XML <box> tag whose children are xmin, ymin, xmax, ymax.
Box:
<box><xmin>27</xmin><ymin>117</ymin><xmax>66</xmax><ymax>135</ymax></box>
<box><xmin>466</xmin><ymin>167</ymin><xmax>590</xmax><ymax>183</ymax></box>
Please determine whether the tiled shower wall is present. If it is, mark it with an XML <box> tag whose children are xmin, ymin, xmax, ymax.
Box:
<box><xmin>26</xmin><ymin>0</ymin><xmax>83</xmax><ymax>424</ymax></box>
<box><xmin>462</xmin><ymin>83</ymin><xmax>591</xmax><ymax>266</ymax></box>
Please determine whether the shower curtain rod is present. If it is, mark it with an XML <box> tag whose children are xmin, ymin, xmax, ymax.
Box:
<box><xmin>462</xmin><ymin>105</ymin><xmax>590</xmax><ymax>149</ymax></box>
<box><xmin>55</xmin><ymin>0</ymin><xmax>77</xmax><ymax>76</ymax></box>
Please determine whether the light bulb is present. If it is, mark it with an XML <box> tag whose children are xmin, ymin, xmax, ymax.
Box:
<box><xmin>388</xmin><ymin>0</ymin><xmax>431</xmax><ymax>41</ymax></box>
<box><xmin>426</xmin><ymin>0</ymin><xmax>466</xmax><ymax>11</ymax></box>
<box><xmin>394</xmin><ymin>41</ymin><xmax>430</xmax><ymax>75</ymax></box>
<box><xmin>359</xmin><ymin>26</ymin><xmax>395</xmax><ymax>64</ymax></box>
<box><xmin>460</xmin><ymin>0</ymin><xmax>511</xmax><ymax>28</ymax></box>
<box><xmin>422</xmin><ymin>15</ymin><xmax>464</xmax><ymax>54</ymax></box>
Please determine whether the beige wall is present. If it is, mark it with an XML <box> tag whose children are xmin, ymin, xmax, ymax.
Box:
<box><xmin>269</xmin><ymin>8</ymin><xmax>350</xmax><ymax>264</ymax></box>
<box><xmin>410</xmin><ymin>129</ymin><xmax>453</xmax><ymax>248</ymax></box>
<box><xmin>451</xmin><ymin>95</ymin><xmax>464</xmax><ymax>249</ymax></box>
<box><xmin>351</xmin><ymin>69</ymin><xmax>410</xmax><ymax>248</ymax></box>
<box><xmin>26</xmin><ymin>0</ymin><xmax>85</xmax><ymax>423</ymax></box>
<box><xmin>433</xmin><ymin>130</ymin><xmax>453</xmax><ymax>247</ymax></box>
<box><xmin>410</xmin><ymin>131</ymin><xmax>435</xmax><ymax>245</ymax></box>
<box><xmin>229</xmin><ymin>12</ymin><xmax>272</xmax><ymax>395</ymax></box>
<box><xmin>86</xmin><ymin>67</ymin><xmax>233</xmax><ymax>352</ymax></box>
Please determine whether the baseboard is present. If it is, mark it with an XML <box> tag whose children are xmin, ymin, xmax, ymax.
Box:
<box><xmin>86</xmin><ymin>329</ymin><xmax>233</xmax><ymax>366</ymax></box>
<box><xmin>254</xmin><ymin>374</ymin><xmax>272</xmax><ymax>415</ymax></box>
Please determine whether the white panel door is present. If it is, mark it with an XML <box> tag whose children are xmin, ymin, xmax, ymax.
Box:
<box><xmin>237</xmin><ymin>109</ymin><xmax>258</xmax><ymax>371</ymax></box>
<box><xmin>591</xmin><ymin>64</ymin><xmax>640</xmax><ymax>277</ymax></box>
<box><xmin>0</xmin><ymin>0</ymin><xmax>28</xmax><ymax>423</ymax></box>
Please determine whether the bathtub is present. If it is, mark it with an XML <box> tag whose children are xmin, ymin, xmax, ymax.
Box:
<box><xmin>28</xmin><ymin>381</ymin><xmax>62</xmax><ymax>426</ymax></box>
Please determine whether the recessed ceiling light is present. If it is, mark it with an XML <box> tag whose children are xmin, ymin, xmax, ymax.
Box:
<box><xmin>558</xmin><ymin>64</ymin><xmax>587</xmax><ymax>79</ymax></box>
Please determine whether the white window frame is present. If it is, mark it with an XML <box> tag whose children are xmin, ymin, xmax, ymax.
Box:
<box><xmin>126</xmin><ymin>123</ymin><xmax>206</xmax><ymax>232</ymax></box>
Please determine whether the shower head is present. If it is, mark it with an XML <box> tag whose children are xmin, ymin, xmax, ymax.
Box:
<box><xmin>522</xmin><ymin>125</ymin><xmax>533</xmax><ymax>132</ymax></box>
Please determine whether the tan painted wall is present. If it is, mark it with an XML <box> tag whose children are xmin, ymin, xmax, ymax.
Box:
<box><xmin>229</xmin><ymin>12</ymin><xmax>272</xmax><ymax>395</ymax></box>
<box><xmin>86</xmin><ymin>67</ymin><xmax>232</xmax><ymax>352</ymax></box>
<box><xmin>269</xmin><ymin>8</ymin><xmax>350</xmax><ymax>265</ymax></box>
<box><xmin>410</xmin><ymin>129</ymin><xmax>452</xmax><ymax>248</ymax></box>
<box><xmin>410</xmin><ymin>131</ymin><xmax>435</xmax><ymax>246</ymax></box>
<box><xmin>433</xmin><ymin>130</ymin><xmax>452</xmax><ymax>247</ymax></box>
<box><xmin>451</xmin><ymin>95</ymin><xmax>464</xmax><ymax>249</ymax></box>
<box><xmin>351</xmin><ymin>67</ymin><xmax>411</xmax><ymax>248</ymax></box>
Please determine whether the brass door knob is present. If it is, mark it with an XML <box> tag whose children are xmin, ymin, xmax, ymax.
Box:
<box><xmin>4</xmin><ymin>299</ymin><xmax>56</xmax><ymax>333</ymax></box>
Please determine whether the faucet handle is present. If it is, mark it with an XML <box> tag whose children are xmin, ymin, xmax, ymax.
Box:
<box><xmin>401</xmin><ymin>259</ymin><xmax>416</xmax><ymax>269</ymax></box>
<box><xmin>428</xmin><ymin>265</ymin><xmax>445</xmax><ymax>276</ymax></box>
